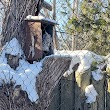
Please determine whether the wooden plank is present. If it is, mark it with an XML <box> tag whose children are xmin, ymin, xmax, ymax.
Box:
<box><xmin>48</xmin><ymin>64</ymin><xmax>79</xmax><ymax>110</ymax></box>
<box><xmin>60</xmin><ymin>75</ymin><xmax>75</xmax><ymax>110</ymax></box>
<box><xmin>75</xmin><ymin>69</ymin><xmax>91</xmax><ymax>110</ymax></box>
<box><xmin>24</xmin><ymin>21</ymin><xmax>43</xmax><ymax>61</ymax></box>
<box><xmin>107</xmin><ymin>78</ymin><xmax>110</xmax><ymax>110</ymax></box>
<box><xmin>42</xmin><ymin>1</ymin><xmax>52</xmax><ymax>11</ymax></box>
<box><xmin>91</xmin><ymin>76</ymin><xmax>105</xmax><ymax>110</ymax></box>
<box><xmin>37</xmin><ymin>56</ymin><xmax>71</xmax><ymax>110</ymax></box>
<box><xmin>48</xmin><ymin>81</ymin><xmax>61</xmax><ymax>110</ymax></box>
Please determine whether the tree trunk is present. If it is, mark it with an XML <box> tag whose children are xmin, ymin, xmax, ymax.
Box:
<box><xmin>53</xmin><ymin>0</ymin><xmax>59</xmax><ymax>50</ymax></box>
<box><xmin>72</xmin><ymin>0</ymin><xmax>79</xmax><ymax>50</ymax></box>
<box><xmin>36</xmin><ymin>56</ymin><xmax>71</xmax><ymax>110</ymax></box>
<box><xmin>2</xmin><ymin>0</ymin><xmax>38</xmax><ymax>48</ymax></box>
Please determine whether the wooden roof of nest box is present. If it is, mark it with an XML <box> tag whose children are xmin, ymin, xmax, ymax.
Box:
<box><xmin>24</xmin><ymin>16</ymin><xmax>57</xmax><ymax>62</ymax></box>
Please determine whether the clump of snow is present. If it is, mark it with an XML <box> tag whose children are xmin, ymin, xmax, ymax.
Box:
<box><xmin>44</xmin><ymin>50</ymin><xmax>110</xmax><ymax>105</ymax></box>
<box><xmin>0</xmin><ymin>59</ymin><xmax>42</xmax><ymax>101</ymax></box>
<box><xmin>0</xmin><ymin>38</ymin><xmax>43</xmax><ymax>102</ymax></box>
<box><xmin>2</xmin><ymin>38</ymin><xmax>23</xmax><ymax>57</ymax></box>
<box><xmin>26</xmin><ymin>15</ymin><xmax>44</xmax><ymax>20</ymax></box>
<box><xmin>54</xmin><ymin>50</ymin><xmax>104</xmax><ymax>75</ymax></box>
<box><xmin>85</xmin><ymin>85</ymin><xmax>98</xmax><ymax>103</ymax></box>
<box><xmin>16</xmin><ymin>59</ymin><xmax>42</xmax><ymax>101</ymax></box>
<box><xmin>0</xmin><ymin>52</ymin><xmax>7</xmax><ymax>64</ymax></box>
<box><xmin>25</xmin><ymin>15</ymin><xmax>57</xmax><ymax>24</ymax></box>
<box><xmin>55</xmin><ymin>50</ymin><xmax>104</xmax><ymax>104</ymax></box>
<box><xmin>92</xmin><ymin>69</ymin><xmax>103</xmax><ymax>81</ymax></box>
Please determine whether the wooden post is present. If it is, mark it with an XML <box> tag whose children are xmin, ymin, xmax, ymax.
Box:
<box><xmin>91</xmin><ymin>75</ymin><xmax>105</xmax><ymax>110</ymax></box>
<box><xmin>37</xmin><ymin>56</ymin><xmax>71</xmax><ymax>110</ymax></box>
<box><xmin>75</xmin><ymin>69</ymin><xmax>91</xmax><ymax>110</ymax></box>
<box><xmin>47</xmin><ymin>81</ymin><xmax>61</xmax><ymax>110</ymax></box>
<box><xmin>60</xmin><ymin>74</ymin><xmax>75</xmax><ymax>110</ymax></box>
<box><xmin>107</xmin><ymin>76</ymin><xmax>110</xmax><ymax>110</ymax></box>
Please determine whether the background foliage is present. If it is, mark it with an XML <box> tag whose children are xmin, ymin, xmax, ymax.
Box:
<box><xmin>60</xmin><ymin>0</ymin><xmax>110</xmax><ymax>55</ymax></box>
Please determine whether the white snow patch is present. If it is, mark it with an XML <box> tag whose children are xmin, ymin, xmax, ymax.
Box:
<box><xmin>16</xmin><ymin>59</ymin><xmax>42</xmax><ymax>101</ymax></box>
<box><xmin>92</xmin><ymin>69</ymin><xmax>103</xmax><ymax>81</ymax></box>
<box><xmin>0</xmin><ymin>59</ymin><xmax>42</xmax><ymax>101</ymax></box>
<box><xmin>25</xmin><ymin>15</ymin><xmax>57</xmax><ymax>24</ymax></box>
<box><xmin>2</xmin><ymin>38</ymin><xmax>23</xmax><ymax>56</ymax></box>
<box><xmin>26</xmin><ymin>15</ymin><xmax>44</xmax><ymax>20</ymax></box>
<box><xmin>0</xmin><ymin>52</ymin><xmax>7</xmax><ymax>64</ymax></box>
<box><xmin>85</xmin><ymin>85</ymin><xmax>98</xmax><ymax>103</ymax></box>
<box><xmin>0</xmin><ymin>38</ymin><xmax>43</xmax><ymax>102</ymax></box>
<box><xmin>54</xmin><ymin>50</ymin><xmax>104</xmax><ymax>75</ymax></box>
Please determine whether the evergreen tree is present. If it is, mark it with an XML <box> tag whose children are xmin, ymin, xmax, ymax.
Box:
<box><xmin>66</xmin><ymin>0</ymin><xmax>110</xmax><ymax>55</ymax></box>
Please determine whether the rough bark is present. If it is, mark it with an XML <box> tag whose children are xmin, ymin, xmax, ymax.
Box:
<box><xmin>92</xmin><ymin>77</ymin><xmax>105</xmax><ymax>110</ymax></box>
<box><xmin>2</xmin><ymin>0</ymin><xmax>38</xmax><ymax>48</ymax></box>
<box><xmin>75</xmin><ymin>69</ymin><xmax>91</xmax><ymax>110</ymax></box>
<box><xmin>36</xmin><ymin>56</ymin><xmax>71</xmax><ymax>110</ymax></box>
<box><xmin>0</xmin><ymin>82</ymin><xmax>36</xmax><ymax>110</ymax></box>
<box><xmin>0</xmin><ymin>56</ymin><xmax>109</xmax><ymax>110</ymax></box>
<box><xmin>0</xmin><ymin>56</ymin><xmax>71</xmax><ymax>110</ymax></box>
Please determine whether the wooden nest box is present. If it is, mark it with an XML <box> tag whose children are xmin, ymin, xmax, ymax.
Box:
<box><xmin>24</xmin><ymin>16</ymin><xmax>57</xmax><ymax>62</ymax></box>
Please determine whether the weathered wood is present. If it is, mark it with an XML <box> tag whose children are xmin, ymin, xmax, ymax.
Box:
<box><xmin>107</xmin><ymin>78</ymin><xmax>110</xmax><ymax>110</ymax></box>
<box><xmin>92</xmin><ymin>76</ymin><xmax>105</xmax><ymax>110</ymax></box>
<box><xmin>75</xmin><ymin>69</ymin><xmax>91</xmax><ymax>110</ymax></box>
<box><xmin>37</xmin><ymin>58</ymin><xmax>106</xmax><ymax>110</ymax></box>
<box><xmin>2</xmin><ymin>0</ymin><xmax>39</xmax><ymax>48</ymax></box>
<box><xmin>0</xmin><ymin>91</ymin><xmax>10</xmax><ymax>110</ymax></box>
<box><xmin>47</xmin><ymin>63</ymin><xmax>79</xmax><ymax>110</ymax></box>
<box><xmin>0</xmin><ymin>56</ymin><xmax>108</xmax><ymax>110</ymax></box>
<box><xmin>60</xmin><ymin>75</ymin><xmax>74</xmax><ymax>110</ymax></box>
<box><xmin>36</xmin><ymin>56</ymin><xmax>71</xmax><ymax>110</ymax></box>
<box><xmin>47</xmin><ymin>81</ymin><xmax>61</xmax><ymax>110</ymax></box>
<box><xmin>27</xmin><ymin>61</ymin><xmax>110</xmax><ymax>110</ymax></box>
<box><xmin>90</xmin><ymin>79</ymin><xmax>103</xmax><ymax>110</ymax></box>
<box><xmin>24</xmin><ymin>21</ymin><xmax>43</xmax><ymax>61</ymax></box>
<box><xmin>75</xmin><ymin>69</ymin><xmax>105</xmax><ymax>110</ymax></box>
<box><xmin>0</xmin><ymin>82</ymin><xmax>36</xmax><ymax>110</ymax></box>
